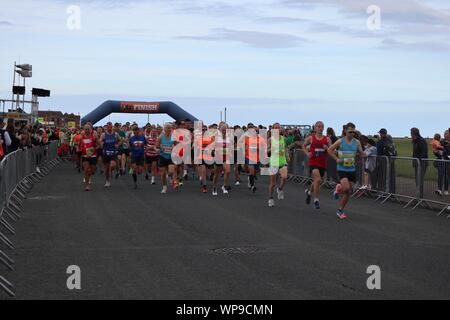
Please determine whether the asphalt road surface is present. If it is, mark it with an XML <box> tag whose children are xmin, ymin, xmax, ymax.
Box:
<box><xmin>5</xmin><ymin>162</ymin><xmax>450</xmax><ymax>300</ymax></box>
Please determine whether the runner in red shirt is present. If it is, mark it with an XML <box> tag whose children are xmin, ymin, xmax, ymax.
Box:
<box><xmin>303</xmin><ymin>121</ymin><xmax>331</xmax><ymax>210</ymax></box>
<box><xmin>79</xmin><ymin>124</ymin><xmax>99</xmax><ymax>191</ymax></box>
<box><xmin>244</xmin><ymin>124</ymin><xmax>267</xmax><ymax>193</ymax></box>
<box><xmin>144</xmin><ymin>124</ymin><xmax>159</xmax><ymax>185</ymax></box>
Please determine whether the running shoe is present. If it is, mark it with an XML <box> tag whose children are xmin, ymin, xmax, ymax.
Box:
<box><xmin>151</xmin><ymin>176</ymin><xmax>156</xmax><ymax>185</ymax></box>
<box><xmin>277</xmin><ymin>188</ymin><xmax>284</xmax><ymax>200</ymax></box>
<box><xmin>104</xmin><ymin>181</ymin><xmax>111</xmax><ymax>188</ymax></box>
<box><xmin>129</xmin><ymin>168</ymin><xmax>133</xmax><ymax>175</ymax></box>
<box><xmin>305</xmin><ymin>190</ymin><xmax>311</xmax><ymax>205</ymax></box>
<box><xmin>251</xmin><ymin>186</ymin><xmax>257</xmax><ymax>193</ymax></box>
<box><xmin>178</xmin><ymin>180</ymin><xmax>184</xmax><ymax>187</ymax></box>
<box><xmin>83</xmin><ymin>177</ymin><xmax>86</xmax><ymax>183</ymax></box>
<box><xmin>222</xmin><ymin>186</ymin><xmax>229</xmax><ymax>194</ymax></box>
<box><xmin>202</xmin><ymin>186</ymin><xmax>208</xmax><ymax>194</ymax></box>
<box><xmin>268</xmin><ymin>199</ymin><xmax>275</xmax><ymax>207</ymax></box>
<box><xmin>314</xmin><ymin>200</ymin><xmax>320</xmax><ymax>210</ymax></box>
<box><xmin>161</xmin><ymin>186</ymin><xmax>167</xmax><ymax>194</ymax></box>
<box><xmin>212</xmin><ymin>188</ymin><xmax>218</xmax><ymax>196</ymax></box>
<box><xmin>333</xmin><ymin>184</ymin><xmax>341</xmax><ymax>200</ymax></box>
<box><xmin>435</xmin><ymin>190</ymin><xmax>443</xmax><ymax>196</ymax></box>
<box><xmin>115</xmin><ymin>171</ymin><xmax>120</xmax><ymax>179</ymax></box>
<box><xmin>247</xmin><ymin>177</ymin><xmax>252</xmax><ymax>189</ymax></box>
<box><xmin>336</xmin><ymin>209</ymin><xmax>347</xmax><ymax>220</ymax></box>
<box><xmin>235</xmin><ymin>181</ymin><xmax>241</xmax><ymax>186</ymax></box>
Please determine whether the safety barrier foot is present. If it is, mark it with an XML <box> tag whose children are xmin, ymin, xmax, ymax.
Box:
<box><xmin>10</xmin><ymin>195</ymin><xmax>23</xmax><ymax>209</ymax></box>
<box><xmin>380</xmin><ymin>193</ymin><xmax>393</xmax><ymax>204</ymax></box>
<box><xmin>4</xmin><ymin>206</ymin><xmax>21</xmax><ymax>220</ymax></box>
<box><xmin>30</xmin><ymin>172</ymin><xmax>42</xmax><ymax>181</ymax></box>
<box><xmin>2</xmin><ymin>209</ymin><xmax>17</xmax><ymax>223</ymax></box>
<box><xmin>411</xmin><ymin>200</ymin><xmax>424</xmax><ymax>211</ymax></box>
<box><xmin>0</xmin><ymin>218</ymin><xmax>15</xmax><ymax>235</ymax></box>
<box><xmin>0</xmin><ymin>231</ymin><xmax>14</xmax><ymax>250</ymax></box>
<box><xmin>16</xmin><ymin>184</ymin><xmax>29</xmax><ymax>196</ymax></box>
<box><xmin>22</xmin><ymin>178</ymin><xmax>34</xmax><ymax>189</ymax></box>
<box><xmin>34</xmin><ymin>170</ymin><xmax>45</xmax><ymax>178</ymax></box>
<box><xmin>12</xmin><ymin>187</ymin><xmax>27</xmax><ymax>202</ymax></box>
<box><xmin>0</xmin><ymin>275</ymin><xmax>15</xmax><ymax>297</ymax></box>
<box><xmin>8</xmin><ymin>200</ymin><xmax>22</xmax><ymax>213</ymax></box>
<box><xmin>0</xmin><ymin>250</ymin><xmax>14</xmax><ymax>271</ymax></box>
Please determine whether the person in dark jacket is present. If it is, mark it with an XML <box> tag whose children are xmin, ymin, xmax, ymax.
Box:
<box><xmin>441</xmin><ymin>130</ymin><xmax>450</xmax><ymax>195</ymax></box>
<box><xmin>6</xmin><ymin>119</ymin><xmax>20</xmax><ymax>154</ymax></box>
<box><xmin>411</xmin><ymin>127</ymin><xmax>428</xmax><ymax>190</ymax></box>
<box><xmin>0</xmin><ymin>118</ymin><xmax>12</xmax><ymax>160</ymax></box>
<box><xmin>374</xmin><ymin>128</ymin><xmax>397</xmax><ymax>192</ymax></box>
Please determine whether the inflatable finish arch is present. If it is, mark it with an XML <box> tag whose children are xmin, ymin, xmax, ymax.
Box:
<box><xmin>81</xmin><ymin>100</ymin><xmax>198</xmax><ymax>126</ymax></box>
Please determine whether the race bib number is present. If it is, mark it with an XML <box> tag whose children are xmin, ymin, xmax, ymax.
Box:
<box><xmin>86</xmin><ymin>147</ymin><xmax>94</xmax><ymax>157</ymax></box>
<box><xmin>315</xmin><ymin>148</ymin><xmax>325</xmax><ymax>157</ymax></box>
<box><xmin>339</xmin><ymin>151</ymin><xmax>356</xmax><ymax>167</ymax></box>
<box><xmin>343</xmin><ymin>158</ymin><xmax>355</xmax><ymax>167</ymax></box>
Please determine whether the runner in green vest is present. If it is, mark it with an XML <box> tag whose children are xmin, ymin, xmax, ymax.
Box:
<box><xmin>267</xmin><ymin>123</ymin><xmax>290</xmax><ymax>207</ymax></box>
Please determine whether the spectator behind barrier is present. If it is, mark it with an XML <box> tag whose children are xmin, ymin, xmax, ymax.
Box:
<box><xmin>0</xmin><ymin>118</ymin><xmax>12</xmax><ymax>158</ymax></box>
<box><xmin>363</xmin><ymin>139</ymin><xmax>377</xmax><ymax>190</ymax></box>
<box><xmin>327</xmin><ymin>127</ymin><xmax>338</xmax><ymax>144</ymax></box>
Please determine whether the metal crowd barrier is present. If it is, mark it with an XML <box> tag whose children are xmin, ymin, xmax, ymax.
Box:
<box><xmin>287</xmin><ymin>150</ymin><xmax>450</xmax><ymax>218</ymax></box>
<box><xmin>0</xmin><ymin>141</ymin><xmax>60</xmax><ymax>298</ymax></box>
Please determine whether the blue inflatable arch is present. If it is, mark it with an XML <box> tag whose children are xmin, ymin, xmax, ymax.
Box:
<box><xmin>81</xmin><ymin>100</ymin><xmax>198</xmax><ymax>126</ymax></box>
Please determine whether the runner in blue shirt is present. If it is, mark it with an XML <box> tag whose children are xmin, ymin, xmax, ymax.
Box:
<box><xmin>129</xmin><ymin>125</ymin><xmax>147</xmax><ymax>189</ymax></box>
<box><xmin>100</xmin><ymin>122</ymin><xmax>120</xmax><ymax>188</ymax></box>
<box><xmin>328</xmin><ymin>122</ymin><xmax>366</xmax><ymax>220</ymax></box>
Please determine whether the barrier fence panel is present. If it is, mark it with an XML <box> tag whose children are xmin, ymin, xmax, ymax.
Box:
<box><xmin>420</xmin><ymin>159</ymin><xmax>450</xmax><ymax>209</ymax></box>
<box><xmin>326</xmin><ymin>155</ymin><xmax>338</xmax><ymax>184</ymax></box>
<box><xmin>287</xmin><ymin>151</ymin><xmax>449</xmax><ymax>214</ymax></box>
<box><xmin>288</xmin><ymin>149</ymin><xmax>310</xmax><ymax>183</ymax></box>
<box><xmin>0</xmin><ymin>142</ymin><xmax>60</xmax><ymax>297</ymax></box>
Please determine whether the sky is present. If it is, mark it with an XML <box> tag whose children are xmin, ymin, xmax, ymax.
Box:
<box><xmin>1</xmin><ymin>0</ymin><xmax>449</xmax><ymax>137</ymax></box>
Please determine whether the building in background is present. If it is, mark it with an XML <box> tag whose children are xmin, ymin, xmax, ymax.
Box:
<box><xmin>37</xmin><ymin>111</ymin><xmax>80</xmax><ymax>128</ymax></box>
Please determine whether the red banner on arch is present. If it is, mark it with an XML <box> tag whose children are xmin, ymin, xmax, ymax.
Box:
<box><xmin>120</xmin><ymin>102</ymin><xmax>161</xmax><ymax>113</ymax></box>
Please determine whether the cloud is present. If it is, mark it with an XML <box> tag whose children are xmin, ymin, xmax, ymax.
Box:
<box><xmin>0</xmin><ymin>20</ymin><xmax>14</xmax><ymax>26</ymax></box>
<box><xmin>281</xmin><ymin>0</ymin><xmax>450</xmax><ymax>26</ymax></box>
<box><xmin>380</xmin><ymin>38</ymin><xmax>450</xmax><ymax>52</ymax></box>
<box><xmin>177</xmin><ymin>28</ymin><xmax>309</xmax><ymax>48</ymax></box>
<box><xmin>256</xmin><ymin>16</ymin><xmax>309</xmax><ymax>24</ymax></box>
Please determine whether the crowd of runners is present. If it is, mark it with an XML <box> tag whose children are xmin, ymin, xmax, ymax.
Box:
<box><xmin>2</xmin><ymin>116</ymin><xmax>450</xmax><ymax>219</ymax></box>
<box><xmin>60</xmin><ymin>119</ymin><xmax>373</xmax><ymax>220</ymax></box>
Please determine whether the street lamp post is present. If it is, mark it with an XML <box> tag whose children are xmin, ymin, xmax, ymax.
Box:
<box><xmin>13</xmin><ymin>63</ymin><xmax>32</xmax><ymax>111</ymax></box>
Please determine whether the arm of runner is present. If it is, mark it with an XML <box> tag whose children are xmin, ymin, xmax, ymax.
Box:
<box><xmin>115</xmin><ymin>133</ymin><xmax>120</xmax><ymax>149</ymax></box>
<box><xmin>100</xmin><ymin>133</ymin><xmax>105</xmax><ymax>148</ymax></box>
<box><xmin>328</xmin><ymin>139</ymin><xmax>342</xmax><ymax>163</ymax></box>
<box><xmin>303</xmin><ymin>136</ymin><xmax>312</xmax><ymax>158</ymax></box>
<box><xmin>357</xmin><ymin>140</ymin><xmax>367</xmax><ymax>158</ymax></box>
<box><xmin>156</xmin><ymin>135</ymin><xmax>162</xmax><ymax>152</ymax></box>
<box><xmin>326</xmin><ymin>137</ymin><xmax>332</xmax><ymax>149</ymax></box>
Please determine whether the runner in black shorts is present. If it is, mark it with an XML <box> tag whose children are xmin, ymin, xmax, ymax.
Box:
<box><xmin>303</xmin><ymin>121</ymin><xmax>332</xmax><ymax>210</ymax></box>
<box><xmin>129</xmin><ymin>126</ymin><xmax>147</xmax><ymax>189</ymax></box>
<box><xmin>157</xmin><ymin>123</ymin><xmax>177</xmax><ymax>194</ymax></box>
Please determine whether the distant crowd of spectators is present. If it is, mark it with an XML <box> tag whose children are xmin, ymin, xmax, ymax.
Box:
<box><xmin>0</xmin><ymin>118</ymin><xmax>62</xmax><ymax>161</ymax></box>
